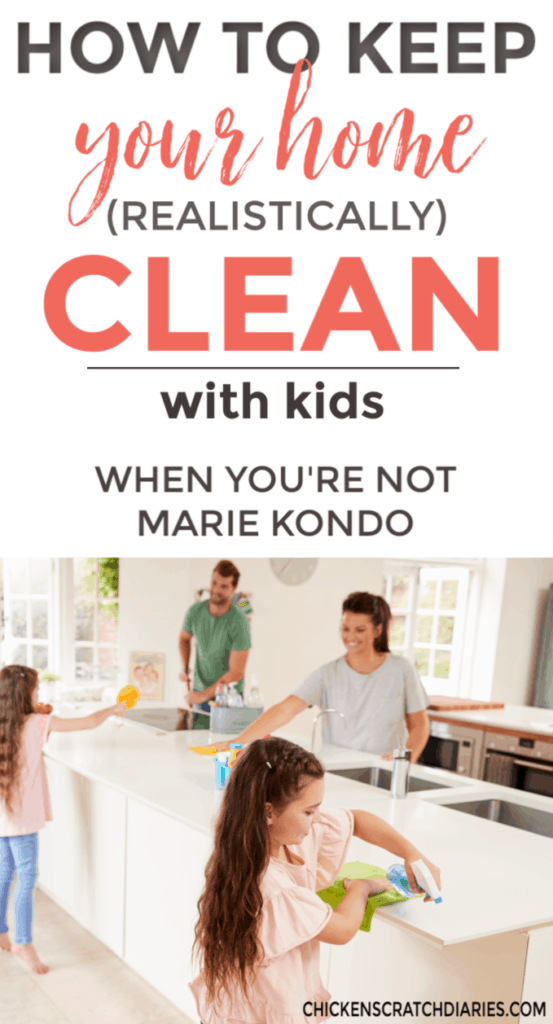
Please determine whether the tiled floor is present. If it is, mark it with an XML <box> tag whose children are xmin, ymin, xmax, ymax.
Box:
<box><xmin>0</xmin><ymin>886</ymin><xmax>197</xmax><ymax>1024</ymax></box>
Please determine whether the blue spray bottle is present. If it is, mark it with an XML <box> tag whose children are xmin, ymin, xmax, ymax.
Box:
<box><xmin>214</xmin><ymin>752</ymin><xmax>231</xmax><ymax>789</ymax></box>
<box><xmin>386</xmin><ymin>861</ymin><xmax>443</xmax><ymax>903</ymax></box>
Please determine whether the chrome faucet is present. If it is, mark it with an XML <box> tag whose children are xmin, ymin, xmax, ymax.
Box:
<box><xmin>311</xmin><ymin>709</ymin><xmax>346</xmax><ymax>753</ymax></box>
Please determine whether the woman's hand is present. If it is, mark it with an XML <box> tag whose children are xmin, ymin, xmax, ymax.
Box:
<box><xmin>343</xmin><ymin>876</ymin><xmax>392</xmax><ymax>898</ymax></box>
<box><xmin>404</xmin><ymin>853</ymin><xmax>441</xmax><ymax>902</ymax></box>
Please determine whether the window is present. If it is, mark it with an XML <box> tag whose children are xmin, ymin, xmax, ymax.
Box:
<box><xmin>73</xmin><ymin>558</ymin><xmax>119</xmax><ymax>685</ymax></box>
<box><xmin>0</xmin><ymin>558</ymin><xmax>55</xmax><ymax>670</ymax></box>
<box><xmin>383</xmin><ymin>563</ymin><xmax>473</xmax><ymax>696</ymax></box>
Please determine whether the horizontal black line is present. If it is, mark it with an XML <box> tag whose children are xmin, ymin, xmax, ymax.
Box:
<box><xmin>87</xmin><ymin>366</ymin><xmax>460</xmax><ymax>371</ymax></box>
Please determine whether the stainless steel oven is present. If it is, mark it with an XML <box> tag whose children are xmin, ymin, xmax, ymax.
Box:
<box><xmin>419</xmin><ymin>720</ymin><xmax>484</xmax><ymax>777</ymax></box>
<box><xmin>482</xmin><ymin>732</ymin><xmax>553</xmax><ymax>798</ymax></box>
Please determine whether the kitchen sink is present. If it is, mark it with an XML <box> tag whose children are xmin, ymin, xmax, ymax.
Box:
<box><xmin>328</xmin><ymin>766</ymin><xmax>449</xmax><ymax>793</ymax></box>
<box><xmin>443</xmin><ymin>799</ymin><xmax>553</xmax><ymax>840</ymax></box>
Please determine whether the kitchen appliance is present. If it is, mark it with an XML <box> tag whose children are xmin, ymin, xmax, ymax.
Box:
<box><xmin>418</xmin><ymin>720</ymin><xmax>484</xmax><ymax>777</ymax></box>
<box><xmin>123</xmin><ymin>707</ymin><xmax>191</xmax><ymax>732</ymax></box>
<box><xmin>482</xmin><ymin>731</ymin><xmax>553</xmax><ymax>798</ymax></box>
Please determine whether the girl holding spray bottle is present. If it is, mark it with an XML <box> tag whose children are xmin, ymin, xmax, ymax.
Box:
<box><xmin>192</xmin><ymin>736</ymin><xmax>441</xmax><ymax>1024</ymax></box>
<box><xmin>0</xmin><ymin>665</ymin><xmax>126</xmax><ymax>974</ymax></box>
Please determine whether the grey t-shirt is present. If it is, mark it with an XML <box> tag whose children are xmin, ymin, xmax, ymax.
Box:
<box><xmin>293</xmin><ymin>653</ymin><xmax>429</xmax><ymax>754</ymax></box>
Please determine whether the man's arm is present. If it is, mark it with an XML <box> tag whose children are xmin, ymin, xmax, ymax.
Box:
<box><xmin>405</xmin><ymin>709</ymin><xmax>430</xmax><ymax>763</ymax></box>
<box><xmin>187</xmin><ymin>648</ymin><xmax>249</xmax><ymax>704</ymax></box>
<box><xmin>179</xmin><ymin>629</ymin><xmax>193</xmax><ymax>688</ymax></box>
<box><xmin>213</xmin><ymin>694</ymin><xmax>309</xmax><ymax>747</ymax></box>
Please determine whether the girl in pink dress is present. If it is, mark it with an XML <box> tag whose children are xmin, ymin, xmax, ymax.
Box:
<box><xmin>0</xmin><ymin>664</ymin><xmax>126</xmax><ymax>974</ymax></box>
<box><xmin>191</xmin><ymin>736</ymin><xmax>440</xmax><ymax>1024</ymax></box>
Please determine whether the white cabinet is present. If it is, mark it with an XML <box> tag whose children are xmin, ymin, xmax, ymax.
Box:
<box><xmin>327</xmin><ymin>915</ymin><xmax>528</xmax><ymax>1006</ymax></box>
<box><xmin>522</xmin><ymin>926</ymin><xmax>553</xmax><ymax>1006</ymax></box>
<box><xmin>38</xmin><ymin>758</ymin><xmax>126</xmax><ymax>956</ymax></box>
<box><xmin>124</xmin><ymin>797</ymin><xmax>211</xmax><ymax>1020</ymax></box>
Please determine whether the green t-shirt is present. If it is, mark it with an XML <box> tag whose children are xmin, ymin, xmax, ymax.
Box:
<box><xmin>183</xmin><ymin>600</ymin><xmax>251</xmax><ymax>726</ymax></box>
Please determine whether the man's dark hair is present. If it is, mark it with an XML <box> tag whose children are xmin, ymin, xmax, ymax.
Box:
<box><xmin>213</xmin><ymin>560</ymin><xmax>240</xmax><ymax>588</ymax></box>
<box><xmin>341</xmin><ymin>592</ymin><xmax>391</xmax><ymax>652</ymax></box>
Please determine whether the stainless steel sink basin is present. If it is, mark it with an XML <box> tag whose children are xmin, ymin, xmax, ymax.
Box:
<box><xmin>443</xmin><ymin>799</ymin><xmax>553</xmax><ymax>839</ymax></box>
<box><xmin>328</xmin><ymin>766</ymin><xmax>449</xmax><ymax>793</ymax></box>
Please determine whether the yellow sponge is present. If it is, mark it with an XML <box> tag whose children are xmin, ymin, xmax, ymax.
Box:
<box><xmin>189</xmin><ymin>745</ymin><xmax>219</xmax><ymax>755</ymax></box>
<box><xmin>117</xmin><ymin>685</ymin><xmax>140</xmax><ymax>708</ymax></box>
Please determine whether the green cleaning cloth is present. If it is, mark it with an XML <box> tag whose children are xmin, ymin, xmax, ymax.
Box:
<box><xmin>317</xmin><ymin>861</ymin><xmax>423</xmax><ymax>933</ymax></box>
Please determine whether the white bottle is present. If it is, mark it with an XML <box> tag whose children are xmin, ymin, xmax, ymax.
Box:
<box><xmin>247</xmin><ymin>675</ymin><xmax>263</xmax><ymax>708</ymax></box>
<box><xmin>227</xmin><ymin>683</ymin><xmax>243</xmax><ymax>708</ymax></box>
<box><xmin>412</xmin><ymin>859</ymin><xmax>443</xmax><ymax>903</ymax></box>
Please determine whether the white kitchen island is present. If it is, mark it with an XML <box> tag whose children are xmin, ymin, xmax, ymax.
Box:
<box><xmin>39</xmin><ymin>714</ymin><xmax>553</xmax><ymax>1022</ymax></box>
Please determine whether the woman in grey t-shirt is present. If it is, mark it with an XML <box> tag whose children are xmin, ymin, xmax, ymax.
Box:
<box><xmin>224</xmin><ymin>592</ymin><xmax>430</xmax><ymax>761</ymax></box>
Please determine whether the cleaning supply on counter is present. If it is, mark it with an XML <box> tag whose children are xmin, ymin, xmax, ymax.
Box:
<box><xmin>247</xmin><ymin>676</ymin><xmax>263</xmax><ymax>708</ymax></box>
<box><xmin>227</xmin><ymin>683</ymin><xmax>243</xmax><ymax>708</ymax></box>
<box><xmin>209</xmin><ymin>703</ymin><xmax>264</xmax><ymax>734</ymax></box>
<box><xmin>213</xmin><ymin>744</ymin><xmax>244</xmax><ymax>787</ymax></box>
<box><xmin>117</xmin><ymin>685</ymin><xmax>140</xmax><ymax>708</ymax></box>
<box><xmin>412</xmin><ymin>859</ymin><xmax>443</xmax><ymax>903</ymax></box>
<box><xmin>317</xmin><ymin>861</ymin><xmax>423</xmax><ymax>932</ymax></box>
<box><xmin>190</xmin><ymin>744</ymin><xmax>219</xmax><ymax>755</ymax></box>
<box><xmin>214</xmin><ymin>752</ymin><xmax>231</xmax><ymax>789</ymax></box>
<box><xmin>386</xmin><ymin>864</ymin><xmax>419</xmax><ymax>899</ymax></box>
<box><xmin>386</xmin><ymin>861</ymin><xmax>443</xmax><ymax>904</ymax></box>
<box><xmin>228</xmin><ymin>743</ymin><xmax>243</xmax><ymax>767</ymax></box>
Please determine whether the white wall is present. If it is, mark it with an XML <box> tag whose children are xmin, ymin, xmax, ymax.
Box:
<box><xmin>466</xmin><ymin>559</ymin><xmax>507</xmax><ymax>701</ymax></box>
<box><xmin>119</xmin><ymin>558</ymin><xmax>383</xmax><ymax>735</ymax></box>
<box><xmin>490</xmin><ymin>559</ymin><xmax>553</xmax><ymax>705</ymax></box>
<box><xmin>118</xmin><ymin>559</ymin><xmax>190</xmax><ymax>706</ymax></box>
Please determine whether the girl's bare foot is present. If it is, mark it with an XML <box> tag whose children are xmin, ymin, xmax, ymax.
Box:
<box><xmin>0</xmin><ymin>932</ymin><xmax>11</xmax><ymax>951</ymax></box>
<box><xmin>11</xmin><ymin>943</ymin><xmax>49</xmax><ymax>974</ymax></box>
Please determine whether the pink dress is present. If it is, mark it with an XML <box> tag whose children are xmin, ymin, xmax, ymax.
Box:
<box><xmin>190</xmin><ymin>807</ymin><xmax>354</xmax><ymax>1024</ymax></box>
<box><xmin>0</xmin><ymin>714</ymin><xmax>53</xmax><ymax>837</ymax></box>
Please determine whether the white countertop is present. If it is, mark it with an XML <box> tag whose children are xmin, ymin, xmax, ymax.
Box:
<box><xmin>42</xmin><ymin>707</ymin><xmax>553</xmax><ymax>948</ymax></box>
<box><xmin>429</xmin><ymin>703</ymin><xmax>553</xmax><ymax>737</ymax></box>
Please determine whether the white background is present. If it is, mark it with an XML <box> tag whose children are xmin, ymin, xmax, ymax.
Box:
<box><xmin>2</xmin><ymin>2</ymin><xmax>551</xmax><ymax>554</ymax></box>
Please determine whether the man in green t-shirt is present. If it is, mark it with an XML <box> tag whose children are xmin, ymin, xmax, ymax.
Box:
<box><xmin>179</xmin><ymin>560</ymin><xmax>251</xmax><ymax>729</ymax></box>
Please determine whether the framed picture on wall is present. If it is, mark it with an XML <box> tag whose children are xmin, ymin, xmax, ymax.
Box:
<box><xmin>128</xmin><ymin>652</ymin><xmax>165</xmax><ymax>701</ymax></box>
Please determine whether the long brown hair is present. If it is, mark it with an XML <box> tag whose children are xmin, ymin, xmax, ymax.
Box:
<box><xmin>194</xmin><ymin>737</ymin><xmax>324</xmax><ymax>1006</ymax></box>
<box><xmin>342</xmin><ymin>592</ymin><xmax>392</xmax><ymax>652</ymax></box>
<box><xmin>0</xmin><ymin>665</ymin><xmax>38</xmax><ymax>814</ymax></box>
